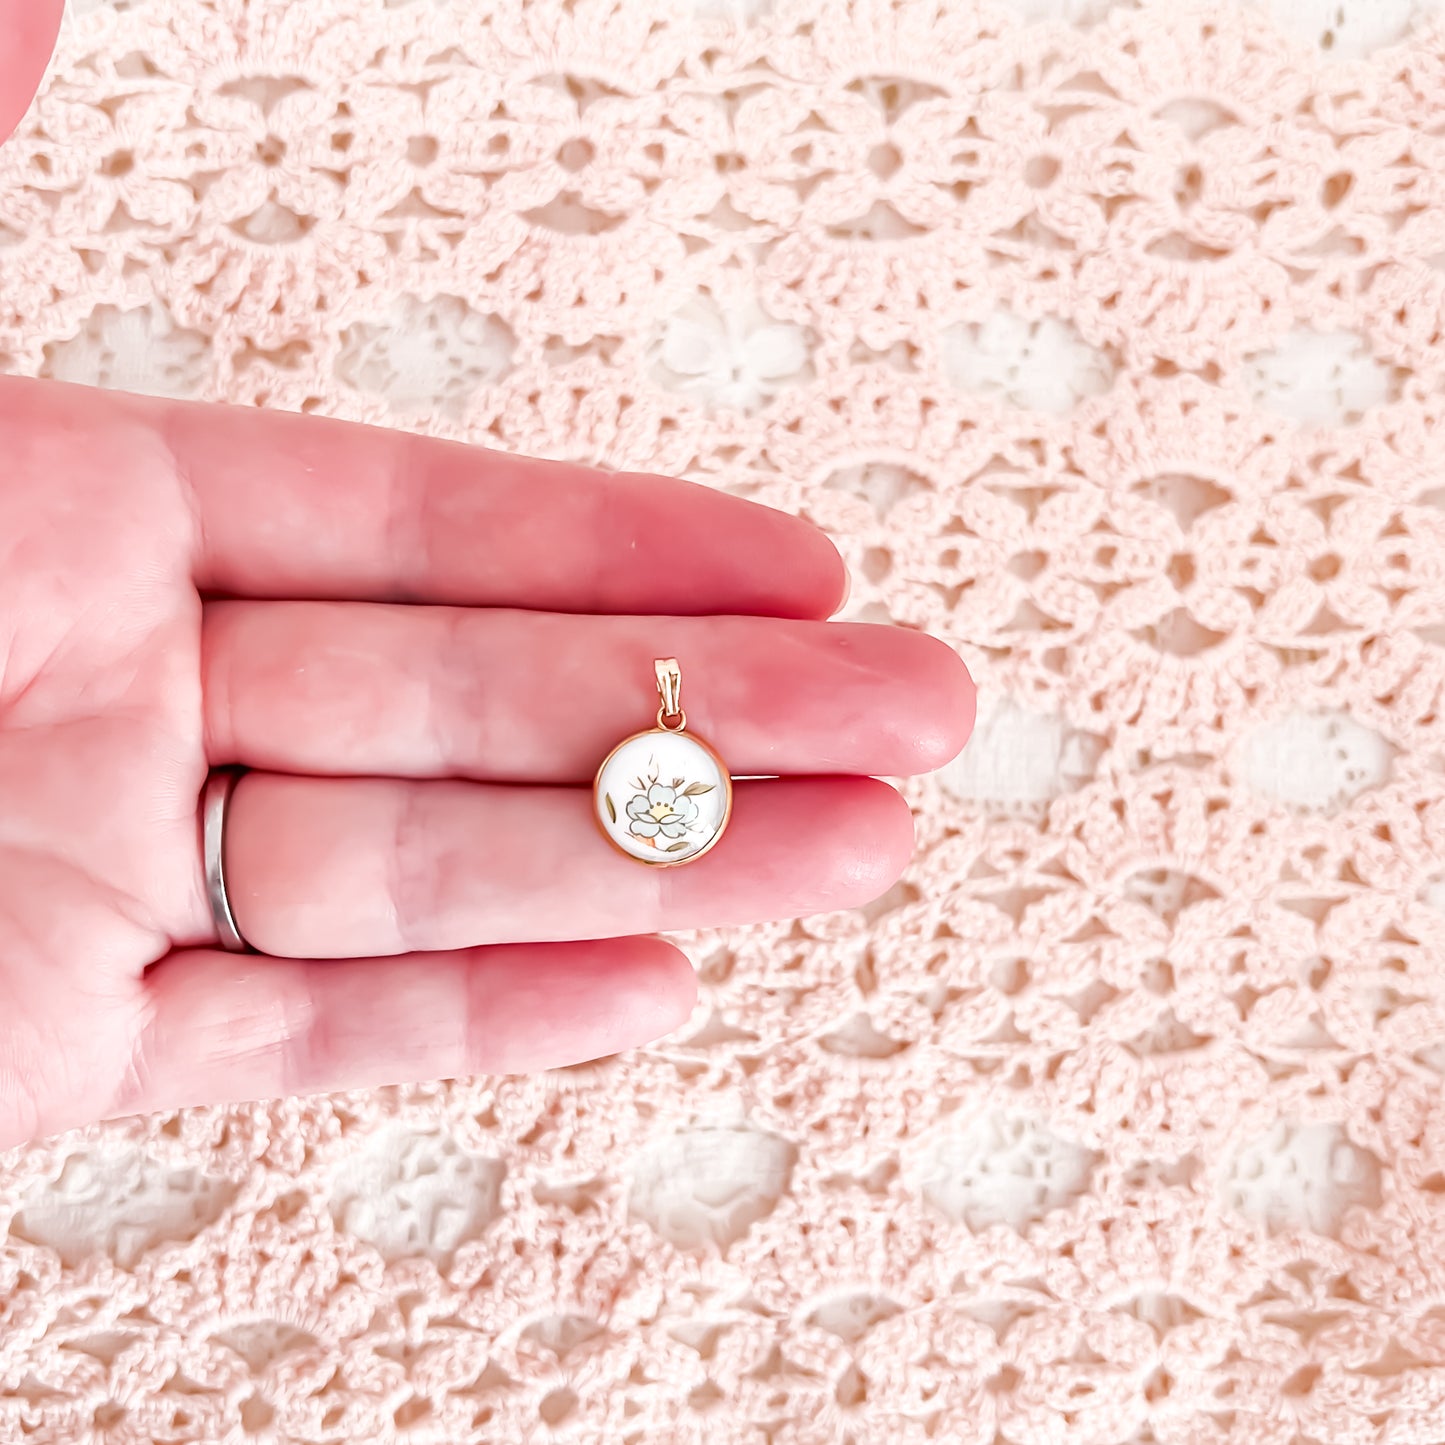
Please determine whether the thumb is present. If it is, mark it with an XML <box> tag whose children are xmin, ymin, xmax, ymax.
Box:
<box><xmin>0</xmin><ymin>0</ymin><xmax>65</xmax><ymax>146</ymax></box>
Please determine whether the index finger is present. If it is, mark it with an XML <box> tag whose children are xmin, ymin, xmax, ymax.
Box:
<box><xmin>164</xmin><ymin>394</ymin><xmax>847</xmax><ymax>618</ymax></box>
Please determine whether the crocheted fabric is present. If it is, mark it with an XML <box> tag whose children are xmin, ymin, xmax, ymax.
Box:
<box><xmin>4</xmin><ymin>0</ymin><xmax>1445</xmax><ymax>1440</ymax></box>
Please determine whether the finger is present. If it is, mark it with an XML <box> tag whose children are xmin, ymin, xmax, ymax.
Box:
<box><xmin>203</xmin><ymin>606</ymin><xmax>975</xmax><ymax>783</ymax></box>
<box><xmin>152</xmin><ymin>392</ymin><xmax>846</xmax><ymax>616</ymax></box>
<box><xmin>119</xmin><ymin>938</ymin><xmax>695</xmax><ymax>1116</ymax></box>
<box><xmin>221</xmin><ymin>774</ymin><xmax>913</xmax><ymax>959</ymax></box>
<box><xmin>0</xmin><ymin>0</ymin><xmax>63</xmax><ymax>145</ymax></box>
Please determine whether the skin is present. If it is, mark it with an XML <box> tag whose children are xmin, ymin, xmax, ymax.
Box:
<box><xmin>0</xmin><ymin>0</ymin><xmax>62</xmax><ymax>147</ymax></box>
<box><xmin>0</xmin><ymin>8</ymin><xmax>975</xmax><ymax>1145</ymax></box>
<box><xmin>0</xmin><ymin>379</ymin><xmax>974</xmax><ymax>1146</ymax></box>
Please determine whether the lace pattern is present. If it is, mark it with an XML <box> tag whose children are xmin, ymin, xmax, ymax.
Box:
<box><xmin>4</xmin><ymin>0</ymin><xmax>1445</xmax><ymax>1440</ymax></box>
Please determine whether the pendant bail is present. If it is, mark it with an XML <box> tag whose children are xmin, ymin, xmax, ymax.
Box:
<box><xmin>655</xmin><ymin>657</ymin><xmax>685</xmax><ymax>731</ymax></box>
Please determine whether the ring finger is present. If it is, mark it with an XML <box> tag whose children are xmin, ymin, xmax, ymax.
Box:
<box><xmin>220</xmin><ymin>773</ymin><xmax>913</xmax><ymax>958</ymax></box>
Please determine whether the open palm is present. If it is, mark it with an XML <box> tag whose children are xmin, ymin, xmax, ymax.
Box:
<box><xmin>0</xmin><ymin>377</ymin><xmax>973</xmax><ymax>1146</ymax></box>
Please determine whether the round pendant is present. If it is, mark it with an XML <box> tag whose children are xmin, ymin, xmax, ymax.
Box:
<box><xmin>594</xmin><ymin>660</ymin><xmax>733</xmax><ymax>866</ymax></box>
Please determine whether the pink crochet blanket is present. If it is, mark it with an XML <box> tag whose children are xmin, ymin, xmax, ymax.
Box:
<box><xmin>4</xmin><ymin>1</ymin><xmax>1445</xmax><ymax>1440</ymax></box>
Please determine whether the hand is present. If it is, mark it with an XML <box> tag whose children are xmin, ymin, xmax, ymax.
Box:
<box><xmin>0</xmin><ymin>0</ymin><xmax>63</xmax><ymax>148</ymax></box>
<box><xmin>0</xmin><ymin>378</ymin><xmax>973</xmax><ymax>1145</ymax></box>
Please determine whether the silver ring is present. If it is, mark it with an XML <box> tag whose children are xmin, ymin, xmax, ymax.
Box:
<box><xmin>203</xmin><ymin>768</ymin><xmax>253</xmax><ymax>953</ymax></box>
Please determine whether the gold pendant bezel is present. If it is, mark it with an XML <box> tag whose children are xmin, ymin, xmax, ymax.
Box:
<box><xmin>594</xmin><ymin>726</ymin><xmax>734</xmax><ymax>868</ymax></box>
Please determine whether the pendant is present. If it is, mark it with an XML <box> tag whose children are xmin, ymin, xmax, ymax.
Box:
<box><xmin>594</xmin><ymin>658</ymin><xmax>733</xmax><ymax>866</ymax></box>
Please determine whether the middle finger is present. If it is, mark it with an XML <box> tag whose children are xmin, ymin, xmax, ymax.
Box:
<box><xmin>203</xmin><ymin>604</ymin><xmax>974</xmax><ymax>783</ymax></box>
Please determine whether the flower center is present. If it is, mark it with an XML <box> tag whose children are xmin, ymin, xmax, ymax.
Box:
<box><xmin>649</xmin><ymin>803</ymin><xmax>674</xmax><ymax>821</ymax></box>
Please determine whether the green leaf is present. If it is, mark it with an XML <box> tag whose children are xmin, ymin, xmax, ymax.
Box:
<box><xmin>665</xmin><ymin>841</ymin><xmax>690</xmax><ymax>853</ymax></box>
<box><xmin>682</xmin><ymin>782</ymin><xmax>715</xmax><ymax>797</ymax></box>
<box><xmin>604</xmin><ymin>793</ymin><xmax>617</xmax><ymax>824</ymax></box>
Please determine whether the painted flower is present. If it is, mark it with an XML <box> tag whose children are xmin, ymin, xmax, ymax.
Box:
<box><xmin>627</xmin><ymin>784</ymin><xmax>701</xmax><ymax>841</ymax></box>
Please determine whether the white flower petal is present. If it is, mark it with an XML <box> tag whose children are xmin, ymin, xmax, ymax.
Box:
<box><xmin>660</xmin><ymin>318</ymin><xmax>723</xmax><ymax>378</ymax></box>
<box><xmin>744</xmin><ymin>323</ymin><xmax>808</xmax><ymax>380</ymax></box>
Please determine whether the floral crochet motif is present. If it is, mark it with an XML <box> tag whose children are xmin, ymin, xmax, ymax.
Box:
<box><xmin>3</xmin><ymin>0</ymin><xmax>1445</xmax><ymax>1441</ymax></box>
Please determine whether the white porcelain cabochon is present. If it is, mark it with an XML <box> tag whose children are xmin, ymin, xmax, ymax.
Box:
<box><xmin>595</xmin><ymin>728</ymin><xmax>731</xmax><ymax>863</ymax></box>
